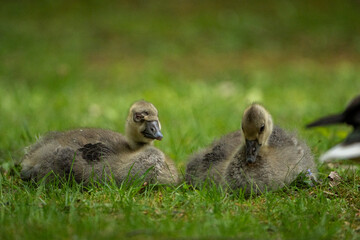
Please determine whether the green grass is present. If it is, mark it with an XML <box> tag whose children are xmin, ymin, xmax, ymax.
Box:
<box><xmin>1</xmin><ymin>0</ymin><xmax>360</xmax><ymax>239</ymax></box>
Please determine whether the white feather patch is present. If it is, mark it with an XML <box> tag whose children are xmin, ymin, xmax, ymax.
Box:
<box><xmin>320</xmin><ymin>143</ymin><xmax>360</xmax><ymax>162</ymax></box>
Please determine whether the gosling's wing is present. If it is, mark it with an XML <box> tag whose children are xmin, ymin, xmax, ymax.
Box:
<box><xmin>185</xmin><ymin>130</ymin><xmax>242</xmax><ymax>184</ymax></box>
<box><xmin>78</xmin><ymin>143</ymin><xmax>116</xmax><ymax>162</ymax></box>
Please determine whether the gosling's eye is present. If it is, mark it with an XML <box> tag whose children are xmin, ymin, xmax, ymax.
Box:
<box><xmin>259</xmin><ymin>125</ymin><xmax>265</xmax><ymax>133</ymax></box>
<box><xmin>143</xmin><ymin>111</ymin><xmax>149</xmax><ymax>115</ymax></box>
<box><xmin>133</xmin><ymin>113</ymin><xmax>144</xmax><ymax>122</ymax></box>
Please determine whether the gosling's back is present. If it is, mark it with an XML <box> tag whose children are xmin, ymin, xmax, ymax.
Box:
<box><xmin>21</xmin><ymin>128</ymin><xmax>129</xmax><ymax>182</ymax></box>
<box><xmin>185</xmin><ymin>131</ymin><xmax>242</xmax><ymax>185</ymax></box>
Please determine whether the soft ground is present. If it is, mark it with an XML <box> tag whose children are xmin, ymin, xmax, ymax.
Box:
<box><xmin>1</xmin><ymin>0</ymin><xmax>360</xmax><ymax>239</ymax></box>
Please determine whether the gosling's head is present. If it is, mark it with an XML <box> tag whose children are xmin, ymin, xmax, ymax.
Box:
<box><xmin>125</xmin><ymin>100</ymin><xmax>163</xmax><ymax>147</ymax></box>
<box><xmin>241</xmin><ymin>104</ymin><xmax>273</xmax><ymax>163</ymax></box>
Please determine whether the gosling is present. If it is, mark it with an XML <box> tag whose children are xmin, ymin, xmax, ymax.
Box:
<box><xmin>224</xmin><ymin>104</ymin><xmax>317</xmax><ymax>194</ymax></box>
<box><xmin>185</xmin><ymin>103</ymin><xmax>317</xmax><ymax>195</ymax></box>
<box><xmin>21</xmin><ymin>100</ymin><xmax>180</xmax><ymax>185</ymax></box>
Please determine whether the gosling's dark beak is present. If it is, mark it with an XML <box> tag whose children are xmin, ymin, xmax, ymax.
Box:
<box><xmin>245</xmin><ymin>139</ymin><xmax>260</xmax><ymax>163</ymax></box>
<box><xmin>142</xmin><ymin>121</ymin><xmax>163</xmax><ymax>140</ymax></box>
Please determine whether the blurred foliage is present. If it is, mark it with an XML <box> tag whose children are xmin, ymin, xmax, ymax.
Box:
<box><xmin>1</xmin><ymin>0</ymin><xmax>360</xmax><ymax>163</ymax></box>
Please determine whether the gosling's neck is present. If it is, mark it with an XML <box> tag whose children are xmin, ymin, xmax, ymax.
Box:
<box><xmin>126</xmin><ymin>137</ymin><xmax>153</xmax><ymax>151</ymax></box>
<box><xmin>125</xmin><ymin>125</ymin><xmax>153</xmax><ymax>150</ymax></box>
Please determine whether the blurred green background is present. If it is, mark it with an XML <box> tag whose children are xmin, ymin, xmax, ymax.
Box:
<box><xmin>1</xmin><ymin>0</ymin><xmax>360</xmax><ymax>168</ymax></box>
